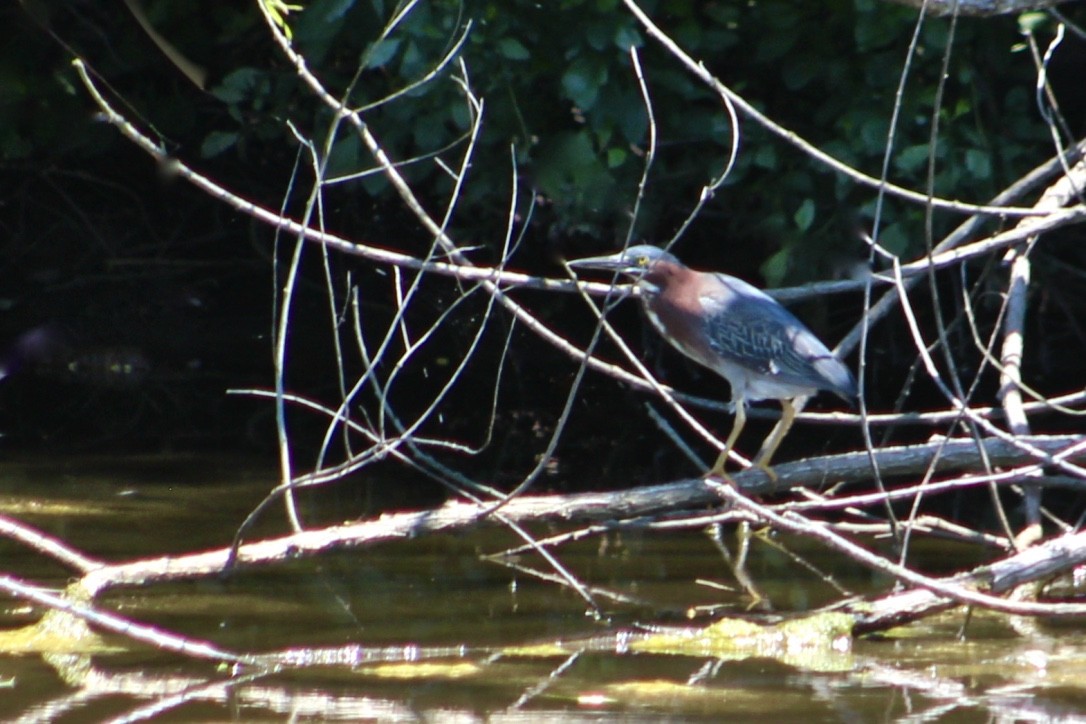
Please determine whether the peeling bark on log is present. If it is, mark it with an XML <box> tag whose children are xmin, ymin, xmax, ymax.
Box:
<box><xmin>78</xmin><ymin>434</ymin><xmax>1083</xmax><ymax>595</ymax></box>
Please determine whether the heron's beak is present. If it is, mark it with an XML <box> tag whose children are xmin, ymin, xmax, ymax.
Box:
<box><xmin>567</xmin><ymin>252</ymin><xmax>633</xmax><ymax>274</ymax></box>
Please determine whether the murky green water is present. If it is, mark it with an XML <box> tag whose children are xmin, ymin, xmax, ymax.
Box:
<box><xmin>2</xmin><ymin>454</ymin><xmax>1086</xmax><ymax>721</ymax></box>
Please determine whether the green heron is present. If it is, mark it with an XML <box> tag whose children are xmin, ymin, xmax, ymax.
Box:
<box><xmin>569</xmin><ymin>245</ymin><xmax>857</xmax><ymax>478</ymax></box>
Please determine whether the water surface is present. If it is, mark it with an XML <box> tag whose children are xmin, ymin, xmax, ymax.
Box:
<box><xmin>2</xmin><ymin>454</ymin><xmax>1085</xmax><ymax>721</ymax></box>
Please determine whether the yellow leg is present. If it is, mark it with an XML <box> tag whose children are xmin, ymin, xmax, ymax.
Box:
<box><xmin>752</xmin><ymin>398</ymin><xmax>798</xmax><ymax>481</ymax></box>
<box><xmin>708</xmin><ymin>402</ymin><xmax>746</xmax><ymax>478</ymax></box>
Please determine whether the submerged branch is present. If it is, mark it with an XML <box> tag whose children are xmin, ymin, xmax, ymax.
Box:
<box><xmin>847</xmin><ymin>527</ymin><xmax>1086</xmax><ymax>633</ymax></box>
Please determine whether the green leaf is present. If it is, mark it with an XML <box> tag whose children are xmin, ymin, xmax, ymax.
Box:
<box><xmin>533</xmin><ymin>130</ymin><xmax>610</xmax><ymax>201</ymax></box>
<box><xmin>781</xmin><ymin>58</ymin><xmax>817</xmax><ymax>91</ymax></box>
<box><xmin>319</xmin><ymin>0</ymin><xmax>356</xmax><ymax>22</ymax></box>
<box><xmin>606</xmin><ymin>146</ymin><xmax>627</xmax><ymax>168</ymax></box>
<box><xmin>794</xmin><ymin>199</ymin><xmax>816</xmax><ymax>232</ymax></box>
<box><xmin>895</xmin><ymin>144</ymin><xmax>931</xmax><ymax>174</ymax></box>
<box><xmin>855</xmin><ymin>11</ymin><xmax>900</xmax><ymax>52</ymax></box>
<box><xmin>211</xmin><ymin>68</ymin><xmax>263</xmax><ymax>105</ymax></box>
<box><xmin>752</xmin><ymin>144</ymin><xmax>777</xmax><ymax>170</ymax></box>
<box><xmin>200</xmin><ymin>131</ymin><xmax>238</xmax><ymax>158</ymax></box>
<box><xmin>858</xmin><ymin>116</ymin><xmax>890</xmax><ymax>153</ymax></box>
<box><xmin>964</xmin><ymin>148</ymin><xmax>991</xmax><ymax>180</ymax></box>
<box><xmin>365</xmin><ymin>38</ymin><xmax>401</xmax><ymax>69</ymax></box>
<box><xmin>874</xmin><ymin>223</ymin><xmax>911</xmax><ymax>258</ymax></box>
<box><xmin>561</xmin><ymin>56</ymin><xmax>608</xmax><ymax>111</ymax></box>
<box><xmin>400</xmin><ymin>40</ymin><xmax>425</xmax><ymax>76</ymax></box>
<box><xmin>760</xmin><ymin>248</ymin><xmax>791</xmax><ymax>288</ymax></box>
<box><xmin>613</xmin><ymin>25</ymin><xmax>642</xmax><ymax>51</ymax></box>
<box><xmin>585</xmin><ymin>23</ymin><xmax>611</xmax><ymax>51</ymax></box>
<box><xmin>323</xmin><ymin>133</ymin><xmax>364</xmax><ymax>179</ymax></box>
<box><xmin>498</xmin><ymin>37</ymin><xmax>531</xmax><ymax>61</ymax></box>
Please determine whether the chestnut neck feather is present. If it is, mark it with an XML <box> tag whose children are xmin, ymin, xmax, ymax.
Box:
<box><xmin>640</xmin><ymin>262</ymin><xmax>714</xmax><ymax>361</ymax></box>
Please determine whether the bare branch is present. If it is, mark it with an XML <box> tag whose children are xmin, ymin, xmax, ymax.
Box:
<box><xmin>884</xmin><ymin>0</ymin><xmax>1075</xmax><ymax>16</ymax></box>
<box><xmin>621</xmin><ymin>0</ymin><xmax>1084</xmax><ymax>218</ymax></box>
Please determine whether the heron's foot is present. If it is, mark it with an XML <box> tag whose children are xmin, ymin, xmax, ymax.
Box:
<box><xmin>706</xmin><ymin>461</ymin><xmax>777</xmax><ymax>485</ymax></box>
<box><xmin>704</xmin><ymin>470</ymin><xmax>737</xmax><ymax>488</ymax></box>
<box><xmin>704</xmin><ymin>459</ymin><xmax>737</xmax><ymax>486</ymax></box>
<box><xmin>754</xmin><ymin>460</ymin><xmax>779</xmax><ymax>484</ymax></box>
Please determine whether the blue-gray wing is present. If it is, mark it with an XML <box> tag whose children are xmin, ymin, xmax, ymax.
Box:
<box><xmin>701</xmin><ymin>275</ymin><xmax>857</xmax><ymax>400</ymax></box>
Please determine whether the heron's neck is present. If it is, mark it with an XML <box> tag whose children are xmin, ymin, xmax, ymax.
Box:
<box><xmin>639</xmin><ymin>264</ymin><xmax>683</xmax><ymax>298</ymax></box>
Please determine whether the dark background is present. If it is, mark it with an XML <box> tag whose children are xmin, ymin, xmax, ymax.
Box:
<box><xmin>1</xmin><ymin>1</ymin><xmax>1084</xmax><ymax>496</ymax></box>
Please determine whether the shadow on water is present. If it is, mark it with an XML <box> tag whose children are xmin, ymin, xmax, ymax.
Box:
<box><xmin>2</xmin><ymin>454</ymin><xmax>1086</xmax><ymax>721</ymax></box>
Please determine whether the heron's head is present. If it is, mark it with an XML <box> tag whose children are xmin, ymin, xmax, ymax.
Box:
<box><xmin>567</xmin><ymin>245</ymin><xmax>680</xmax><ymax>280</ymax></box>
